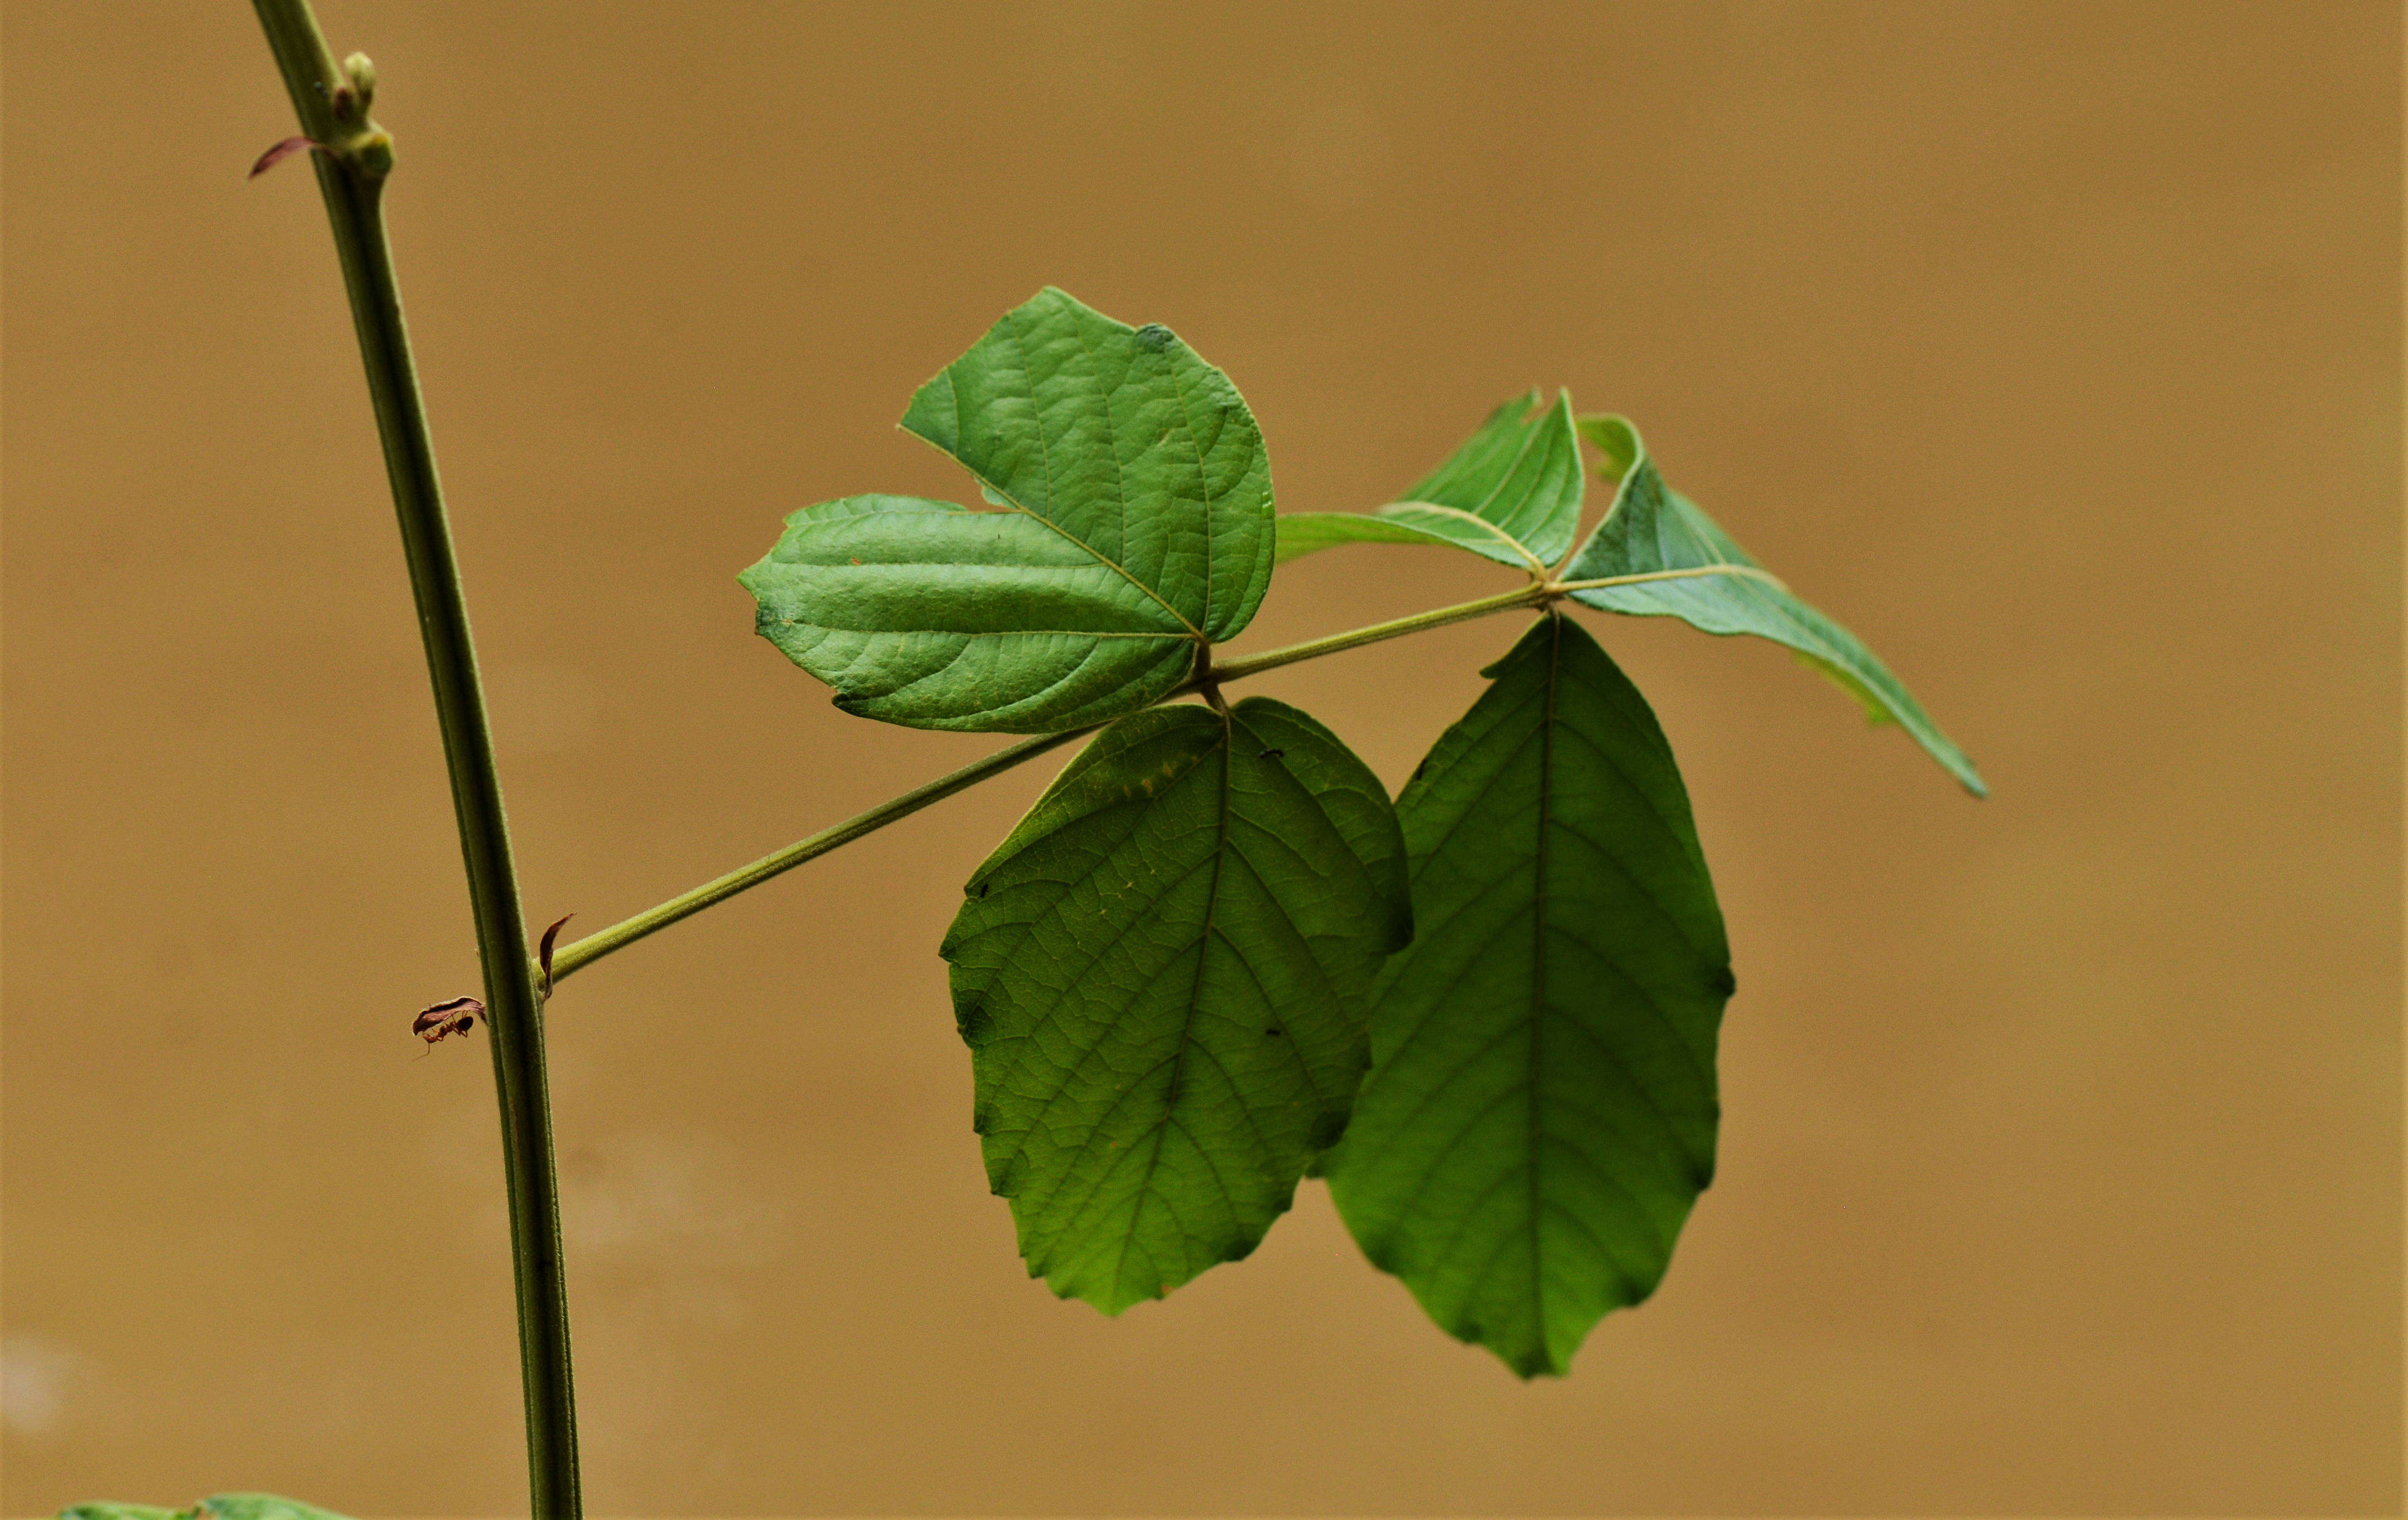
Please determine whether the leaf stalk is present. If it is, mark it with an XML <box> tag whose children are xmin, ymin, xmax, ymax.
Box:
<box><xmin>550</xmin><ymin>580</ymin><xmax>1556</xmax><ymax>983</ymax></box>
<box><xmin>546</xmin><ymin>728</ymin><xmax>1092</xmax><ymax>985</ymax></box>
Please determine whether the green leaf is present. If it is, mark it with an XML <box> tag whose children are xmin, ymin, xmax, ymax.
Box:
<box><xmin>1562</xmin><ymin>415</ymin><xmax>1986</xmax><ymax>795</ymax></box>
<box><xmin>741</xmin><ymin>493</ymin><xmax>1201</xmax><ymax>732</ymax></box>
<box><xmin>1275</xmin><ymin>391</ymin><xmax>1584</xmax><ymax>571</ymax></box>
<box><xmin>1323</xmin><ymin>614</ymin><xmax>1731</xmax><ymax>1378</ymax></box>
<box><xmin>63</xmin><ymin>1498</ymin><xmax>352</xmax><ymax>1520</ymax></box>
<box><xmin>740</xmin><ymin>287</ymin><xmax>1275</xmax><ymax>732</ymax></box>
<box><xmin>942</xmin><ymin>697</ymin><xmax>1411</xmax><ymax>1312</ymax></box>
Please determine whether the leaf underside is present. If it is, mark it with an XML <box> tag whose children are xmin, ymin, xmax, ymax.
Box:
<box><xmin>1323</xmin><ymin>614</ymin><xmax>1731</xmax><ymax>1377</ymax></box>
<box><xmin>1275</xmin><ymin>391</ymin><xmax>1584</xmax><ymax>571</ymax></box>
<box><xmin>1564</xmin><ymin>415</ymin><xmax>1985</xmax><ymax>794</ymax></box>
<box><xmin>741</xmin><ymin>287</ymin><xmax>1275</xmax><ymax>732</ymax></box>
<box><xmin>943</xmin><ymin>697</ymin><xmax>1411</xmax><ymax>1312</ymax></box>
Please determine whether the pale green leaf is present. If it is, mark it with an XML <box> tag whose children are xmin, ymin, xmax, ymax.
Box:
<box><xmin>1273</xmin><ymin>510</ymin><xmax>1467</xmax><ymax>565</ymax></box>
<box><xmin>1563</xmin><ymin>415</ymin><xmax>1986</xmax><ymax>795</ymax></box>
<box><xmin>63</xmin><ymin>1498</ymin><xmax>352</xmax><ymax>1520</ymax></box>
<box><xmin>942</xmin><ymin>698</ymin><xmax>1411</xmax><ymax>1312</ymax></box>
<box><xmin>1276</xmin><ymin>391</ymin><xmax>1584</xmax><ymax>572</ymax></box>
<box><xmin>741</xmin><ymin>494</ymin><xmax>1197</xmax><ymax>732</ymax></box>
<box><xmin>741</xmin><ymin>288</ymin><xmax>1274</xmax><ymax>731</ymax></box>
<box><xmin>1324</xmin><ymin>614</ymin><xmax>1731</xmax><ymax>1378</ymax></box>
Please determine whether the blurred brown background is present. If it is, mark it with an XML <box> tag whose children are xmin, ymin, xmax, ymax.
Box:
<box><xmin>3</xmin><ymin>1</ymin><xmax>2399</xmax><ymax>1514</ymax></box>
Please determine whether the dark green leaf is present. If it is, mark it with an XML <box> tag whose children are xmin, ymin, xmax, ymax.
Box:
<box><xmin>1276</xmin><ymin>391</ymin><xmax>1584</xmax><ymax>571</ymax></box>
<box><xmin>942</xmin><ymin>697</ymin><xmax>1411</xmax><ymax>1312</ymax></box>
<box><xmin>1562</xmin><ymin>415</ymin><xmax>1985</xmax><ymax>795</ymax></box>
<box><xmin>1323</xmin><ymin>614</ymin><xmax>1731</xmax><ymax>1377</ymax></box>
<box><xmin>741</xmin><ymin>288</ymin><xmax>1275</xmax><ymax>732</ymax></box>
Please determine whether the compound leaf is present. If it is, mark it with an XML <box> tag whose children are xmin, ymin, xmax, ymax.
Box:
<box><xmin>1323</xmin><ymin>614</ymin><xmax>1731</xmax><ymax>1377</ymax></box>
<box><xmin>741</xmin><ymin>288</ymin><xmax>1274</xmax><ymax>732</ymax></box>
<box><xmin>942</xmin><ymin>697</ymin><xmax>1411</xmax><ymax>1312</ymax></box>
<box><xmin>1562</xmin><ymin>415</ymin><xmax>1984</xmax><ymax>794</ymax></box>
<box><xmin>1276</xmin><ymin>391</ymin><xmax>1584</xmax><ymax>572</ymax></box>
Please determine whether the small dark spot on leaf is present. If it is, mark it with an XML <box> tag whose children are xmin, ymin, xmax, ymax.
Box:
<box><xmin>1256</xmin><ymin>748</ymin><xmax>1284</xmax><ymax>759</ymax></box>
<box><xmin>1133</xmin><ymin>323</ymin><xmax>1173</xmax><ymax>352</ymax></box>
<box><xmin>957</xmin><ymin>1001</ymin><xmax>991</xmax><ymax>1043</ymax></box>
<box><xmin>1712</xmin><ymin>966</ymin><xmax>1737</xmax><ymax>998</ymax></box>
<box><xmin>1264</xmin><ymin>1027</ymin><xmax>1282</xmax><ymax>1037</ymax></box>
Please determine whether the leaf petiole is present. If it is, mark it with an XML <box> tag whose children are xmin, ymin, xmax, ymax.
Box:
<box><xmin>548</xmin><ymin>580</ymin><xmax>1557</xmax><ymax>984</ymax></box>
<box><xmin>545</xmin><ymin>728</ymin><xmax>1094</xmax><ymax>985</ymax></box>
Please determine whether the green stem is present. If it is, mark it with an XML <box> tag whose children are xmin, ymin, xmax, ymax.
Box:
<box><xmin>548</xmin><ymin>728</ymin><xmax>1090</xmax><ymax>984</ymax></box>
<box><xmin>550</xmin><ymin>581</ymin><xmax>1552</xmax><ymax>983</ymax></box>
<box><xmin>1208</xmin><ymin>581</ymin><xmax>1551</xmax><ymax>684</ymax></box>
<box><xmin>248</xmin><ymin>6</ymin><xmax>579</xmax><ymax>1514</ymax></box>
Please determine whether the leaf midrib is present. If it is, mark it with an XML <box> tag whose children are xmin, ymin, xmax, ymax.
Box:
<box><xmin>1383</xmin><ymin>500</ymin><xmax>1550</xmax><ymax>574</ymax></box>
<box><xmin>1527</xmin><ymin>615</ymin><xmax>1561</xmax><ymax>1362</ymax></box>
<box><xmin>1118</xmin><ymin>713</ymin><xmax>1237</xmax><ymax>1296</ymax></box>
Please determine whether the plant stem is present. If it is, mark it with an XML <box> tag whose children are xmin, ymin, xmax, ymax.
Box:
<box><xmin>551</xmin><ymin>581</ymin><xmax>1552</xmax><ymax>984</ymax></box>
<box><xmin>1207</xmin><ymin>581</ymin><xmax>1551</xmax><ymax>684</ymax></box>
<box><xmin>548</xmin><ymin>728</ymin><xmax>1090</xmax><ymax>985</ymax></box>
<box><xmin>248</xmin><ymin>5</ymin><xmax>579</xmax><ymax>1513</ymax></box>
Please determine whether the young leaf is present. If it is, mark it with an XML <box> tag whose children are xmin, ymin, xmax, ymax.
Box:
<box><xmin>1275</xmin><ymin>391</ymin><xmax>1584</xmax><ymax>572</ymax></box>
<box><xmin>1562</xmin><ymin>415</ymin><xmax>1985</xmax><ymax>795</ymax></box>
<box><xmin>942</xmin><ymin>698</ymin><xmax>1411</xmax><ymax>1312</ymax></box>
<box><xmin>741</xmin><ymin>288</ymin><xmax>1275</xmax><ymax>732</ymax></box>
<box><xmin>1323</xmin><ymin>614</ymin><xmax>1731</xmax><ymax>1378</ymax></box>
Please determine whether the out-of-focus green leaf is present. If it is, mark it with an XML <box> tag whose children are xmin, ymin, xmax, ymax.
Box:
<box><xmin>1276</xmin><ymin>392</ymin><xmax>1584</xmax><ymax>571</ymax></box>
<box><xmin>943</xmin><ymin>697</ymin><xmax>1411</xmax><ymax>1312</ymax></box>
<box><xmin>1562</xmin><ymin>414</ymin><xmax>1984</xmax><ymax>794</ymax></box>
<box><xmin>742</xmin><ymin>288</ymin><xmax>1274</xmax><ymax>732</ymax></box>
<box><xmin>63</xmin><ymin>1497</ymin><xmax>353</xmax><ymax>1520</ymax></box>
<box><xmin>1323</xmin><ymin>615</ymin><xmax>1731</xmax><ymax>1377</ymax></box>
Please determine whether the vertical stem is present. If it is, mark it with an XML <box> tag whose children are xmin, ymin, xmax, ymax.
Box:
<box><xmin>247</xmin><ymin>4</ymin><xmax>580</xmax><ymax>1513</ymax></box>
